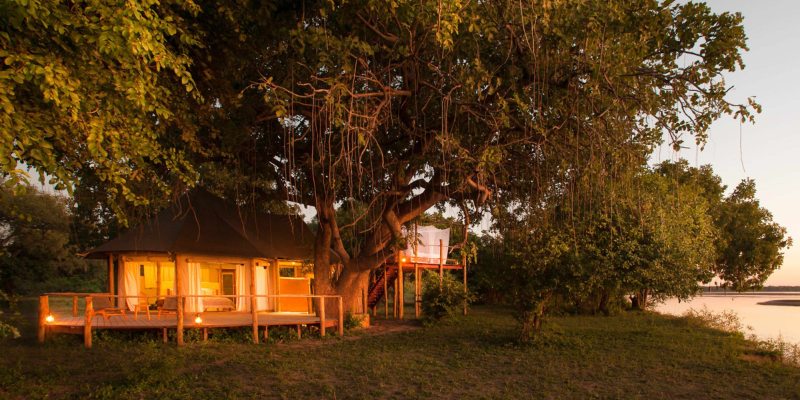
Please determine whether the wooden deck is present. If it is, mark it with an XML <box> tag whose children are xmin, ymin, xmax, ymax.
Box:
<box><xmin>48</xmin><ymin>311</ymin><xmax>337</xmax><ymax>332</ymax></box>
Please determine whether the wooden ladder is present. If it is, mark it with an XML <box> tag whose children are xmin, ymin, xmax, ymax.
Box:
<box><xmin>367</xmin><ymin>266</ymin><xmax>398</xmax><ymax>308</ymax></box>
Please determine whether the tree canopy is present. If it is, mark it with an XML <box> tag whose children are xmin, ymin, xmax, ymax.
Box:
<box><xmin>715</xmin><ymin>179</ymin><xmax>792</xmax><ymax>291</ymax></box>
<box><xmin>1</xmin><ymin>0</ymin><xmax>202</xmax><ymax>221</ymax></box>
<box><xmin>2</xmin><ymin>0</ymin><xmax>762</xmax><ymax>310</ymax></box>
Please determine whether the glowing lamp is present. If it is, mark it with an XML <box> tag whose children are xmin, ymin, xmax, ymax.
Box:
<box><xmin>401</xmin><ymin>257</ymin><xmax>407</xmax><ymax>263</ymax></box>
<box><xmin>194</xmin><ymin>314</ymin><xmax>203</xmax><ymax>324</ymax></box>
<box><xmin>45</xmin><ymin>314</ymin><xmax>55</xmax><ymax>324</ymax></box>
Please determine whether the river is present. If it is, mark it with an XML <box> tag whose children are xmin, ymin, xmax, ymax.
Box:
<box><xmin>656</xmin><ymin>293</ymin><xmax>800</xmax><ymax>345</ymax></box>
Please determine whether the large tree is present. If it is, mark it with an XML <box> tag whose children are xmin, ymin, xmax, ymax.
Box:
<box><xmin>3</xmin><ymin>1</ymin><xmax>757</xmax><ymax>310</ymax></box>
<box><xmin>194</xmin><ymin>0</ymin><xmax>755</xmax><ymax>309</ymax></box>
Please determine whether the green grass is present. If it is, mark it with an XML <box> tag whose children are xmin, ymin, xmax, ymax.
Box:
<box><xmin>1</xmin><ymin>306</ymin><xmax>799</xmax><ymax>399</ymax></box>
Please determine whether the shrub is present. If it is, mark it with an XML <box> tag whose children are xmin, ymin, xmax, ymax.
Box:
<box><xmin>344</xmin><ymin>312</ymin><xmax>364</xmax><ymax>330</ymax></box>
<box><xmin>420</xmin><ymin>270</ymin><xmax>473</xmax><ymax>325</ymax></box>
<box><xmin>683</xmin><ymin>306</ymin><xmax>800</xmax><ymax>366</ymax></box>
<box><xmin>0</xmin><ymin>321</ymin><xmax>20</xmax><ymax>340</ymax></box>
<box><xmin>0</xmin><ymin>290</ymin><xmax>21</xmax><ymax>340</ymax></box>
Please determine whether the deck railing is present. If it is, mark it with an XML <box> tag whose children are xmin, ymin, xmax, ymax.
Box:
<box><xmin>39</xmin><ymin>293</ymin><xmax>344</xmax><ymax>348</ymax></box>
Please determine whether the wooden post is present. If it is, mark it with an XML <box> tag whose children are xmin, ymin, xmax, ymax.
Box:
<box><xmin>439</xmin><ymin>239</ymin><xmax>444</xmax><ymax>286</ymax></box>
<box><xmin>37</xmin><ymin>295</ymin><xmax>49</xmax><ymax>344</ymax></box>
<box><xmin>338</xmin><ymin>296</ymin><xmax>344</xmax><ymax>336</ymax></box>
<box><xmin>156</xmin><ymin>262</ymin><xmax>162</xmax><ymax>299</ymax></box>
<box><xmin>273</xmin><ymin>260</ymin><xmax>281</xmax><ymax>312</ymax></box>
<box><xmin>108</xmin><ymin>254</ymin><xmax>115</xmax><ymax>305</ymax></box>
<box><xmin>414</xmin><ymin>264</ymin><xmax>420</xmax><ymax>318</ymax></box>
<box><xmin>463</xmin><ymin>254</ymin><xmax>468</xmax><ymax>316</ymax></box>
<box><xmin>203</xmin><ymin>328</ymin><xmax>208</xmax><ymax>342</ymax></box>
<box><xmin>398</xmin><ymin>266</ymin><xmax>404</xmax><ymax>319</ymax></box>
<box><xmin>84</xmin><ymin>296</ymin><xmax>93</xmax><ymax>349</ymax></box>
<box><xmin>72</xmin><ymin>295</ymin><xmax>78</xmax><ymax>317</ymax></box>
<box><xmin>393</xmin><ymin>272</ymin><xmax>398</xmax><ymax>318</ymax></box>
<box><xmin>250</xmin><ymin>259</ymin><xmax>259</xmax><ymax>344</ymax></box>
<box><xmin>319</xmin><ymin>297</ymin><xmax>326</xmax><ymax>337</ymax></box>
<box><xmin>175</xmin><ymin>254</ymin><xmax>185</xmax><ymax>346</ymax></box>
<box><xmin>296</xmin><ymin>325</ymin><xmax>302</xmax><ymax>339</ymax></box>
<box><xmin>162</xmin><ymin>328</ymin><xmax>168</xmax><ymax>343</ymax></box>
<box><xmin>176</xmin><ymin>295</ymin><xmax>184</xmax><ymax>346</ymax></box>
<box><xmin>263</xmin><ymin>324</ymin><xmax>269</xmax><ymax>341</ymax></box>
<box><xmin>383</xmin><ymin>265</ymin><xmax>388</xmax><ymax>318</ymax></box>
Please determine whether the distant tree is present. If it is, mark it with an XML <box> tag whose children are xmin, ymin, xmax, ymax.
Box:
<box><xmin>655</xmin><ymin>162</ymin><xmax>792</xmax><ymax>291</ymax></box>
<box><xmin>0</xmin><ymin>184</ymin><xmax>100</xmax><ymax>294</ymax></box>
<box><xmin>624</xmin><ymin>171</ymin><xmax>717</xmax><ymax>310</ymax></box>
<box><xmin>715</xmin><ymin>179</ymin><xmax>792</xmax><ymax>291</ymax></box>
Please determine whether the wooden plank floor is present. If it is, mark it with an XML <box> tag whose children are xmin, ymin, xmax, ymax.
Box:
<box><xmin>49</xmin><ymin>311</ymin><xmax>337</xmax><ymax>330</ymax></box>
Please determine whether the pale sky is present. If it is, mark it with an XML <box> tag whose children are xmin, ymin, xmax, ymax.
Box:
<box><xmin>654</xmin><ymin>0</ymin><xmax>800</xmax><ymax>285</ymax></box>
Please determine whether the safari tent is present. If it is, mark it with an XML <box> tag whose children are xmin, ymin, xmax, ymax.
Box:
<box><xmin>86</xmin><ymin>190</ymin><xmax>317</xmax><ymax>314</ymax></box>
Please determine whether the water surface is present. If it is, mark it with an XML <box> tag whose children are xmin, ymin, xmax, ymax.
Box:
<box><xmin>656</xmin><ymin>293</ymin><xmax>800</xmax><ymax>345</ymax></box>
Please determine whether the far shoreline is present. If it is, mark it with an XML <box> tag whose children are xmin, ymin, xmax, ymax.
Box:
<box><xmin>757</xmin><ymin>299</ymin><xmax>800</xmax><ymax>307</ymax></box>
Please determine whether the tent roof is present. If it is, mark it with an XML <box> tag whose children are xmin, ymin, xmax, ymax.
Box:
<box><xmin>86</xmin><ymin>191</ymin><xmax>314</xmax><ymax>260</ymax></box>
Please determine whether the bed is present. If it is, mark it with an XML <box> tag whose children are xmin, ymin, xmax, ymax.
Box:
<box><xmin>202</xmin><ymin>296</ymin><xmax>235</xmax><ymax>311</ymax></box>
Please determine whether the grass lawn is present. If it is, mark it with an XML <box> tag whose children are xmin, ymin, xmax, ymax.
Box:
<box><xmin>1</xmin><ymin>305</ymin><xmax>799</xmax><ymax>399</ymax></box>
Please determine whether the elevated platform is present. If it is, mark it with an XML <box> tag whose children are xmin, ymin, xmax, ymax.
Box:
<box><xmin>47</xmin><ymin>311</ymin><xmax>336</xmax><ymax>332</ymax></box>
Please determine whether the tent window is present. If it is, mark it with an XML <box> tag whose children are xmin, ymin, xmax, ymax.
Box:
<box><xmin>279</xmin><ymin>267</ymin><xmax>296</xmax><ymax>277</ymax></box>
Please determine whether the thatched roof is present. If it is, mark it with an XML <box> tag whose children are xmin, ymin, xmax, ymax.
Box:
<box><xmin>86</xmin><ymin>190</ymin><xmax>314</xmax><ymax>260</ymax></box>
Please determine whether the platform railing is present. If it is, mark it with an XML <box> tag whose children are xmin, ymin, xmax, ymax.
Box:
<box><xmin>39</xmin><ymin>293</ymin><xmax>344</xmax><ymax>348</ymax></box>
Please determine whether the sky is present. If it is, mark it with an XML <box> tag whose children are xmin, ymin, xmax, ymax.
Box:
<box><xmin>653</xmin><ymin>0</ymin><xmax>800</xmax><ymax>285</ymax></box>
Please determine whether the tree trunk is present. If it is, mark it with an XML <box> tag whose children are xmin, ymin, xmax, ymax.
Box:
<box><xmin>598</xmin><ymin>290</ymin><xmax>610</xmax><ymax>315</ymax></box>
<box><xmin>630</xmin><ymin>289</ymin><xmax>650</xmax><ymax>311</ymax></box>
<box><xmin>334</xmin><ymin>266</ymin><xmax>371</xmax><ymax>313</ymax></box>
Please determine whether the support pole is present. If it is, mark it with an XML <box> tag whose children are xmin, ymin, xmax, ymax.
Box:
<box><xmin>176</xmin><ymin>294</ymin><xmax>184</xmax><ymax>346</ymax></box>
<box><xmin>338</xmin><ymin>296</ymin><xmax>344</xmax><ymax>336</ymax></box>
<box><xmin>463</xmin><ymin>254</ymin><xmax>468</xmax><ymax>316</ymax></box>
<box><xmin>38</xmin><ymin>295</ymin><xmax>49</xmax><ymax>344</ymax></box>
<box><xmin>72</xmin><ymin>295</ymin><xmax>78</xmax><ymax>317</ymax></box>
<box><xmin>414</xmin><ymin>264</ymin><xmax>420</xmax><ymax>318</ymax></box>
<box><xmin>414</xmin><ymin>233</ymin><xmax>420</xmax><ymax>319</ymax></box>
<box><xmin>398</xmin><ymin>266</ymin><xmax>404</xmax><ymax>319</ymax></box>
<box><xmin>439</xmin><ymin>239</ymin><xmax>444</xmax><ymax>286</ymax></box>
<box><xmin>393</xmin><ymin>272</ymin><xmax>398</xmax><ymax>318</ymax></box>
<box><xmin>156</xmin><ymin>262</ymin><xmax>162</xmax><ymax>299</ymax></box>
<box><xmin>203</xmin><ymin>328</ymin><xmax>208</xmax><ymax>342</ymax></box>
<box><xmin>273</xmin><ymin>259</ymin><xmax>281</xmax><ymax>312</ymax></box>
<box><xmin>383</xmin><ymin>265</ymin><xmax>388</xmax><ymax>318</ymax></box>
<box><xmin>319</xmin><ymin>297</ymin><xmax>326</xmax><ymax>337</ymax></box>
<box><xmin>264</xmin><ymin>324</ymin><xmax>269</xmax><ymax>341</ymax></box>
<box><xmin>162</xmin><ymin>328</ymin><xmax>168</xmax><ymax>343</ymax></box>
<box><xmin>175</xmin><ymin>254</ymin><xmax>185</xmax><ymax>346</ymax></box>
<box><xmin>84</xmin><ymin>296</ymin><xmax>93</xmax><ymax>349</ymax></box>
<box><xmin>108</xmin><ymin>254</ymin><xmax>115</xmax><ymax>303</ymax></box>
<box><xmin>250</xmin><ymin>259</ymin><xmax>259</xmax><ymax>344</ymax></box>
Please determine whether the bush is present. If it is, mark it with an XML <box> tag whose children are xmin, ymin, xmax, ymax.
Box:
<box><xmin>344</xmin><ymin>312</ymin><xmax>364</xmax><ymax>330</ymax></box>
<box><xmin>420</xmin><ymin>270</ymin><xmax>473</xmax><ymax>325</ymax></box>
<box><xmin>0</xmin><ymin>290</ymin><xmax>21</xmax><ymax>340</ymax></box>
<box><xmin>683</xmin><ymin>306</ymin><xmax>800</xmax><ymax>366</ymax></box>
<box><xmin>0</xmin><ymin>321</ymin><xmax>20</xmax><ymax>340</ymax></box>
